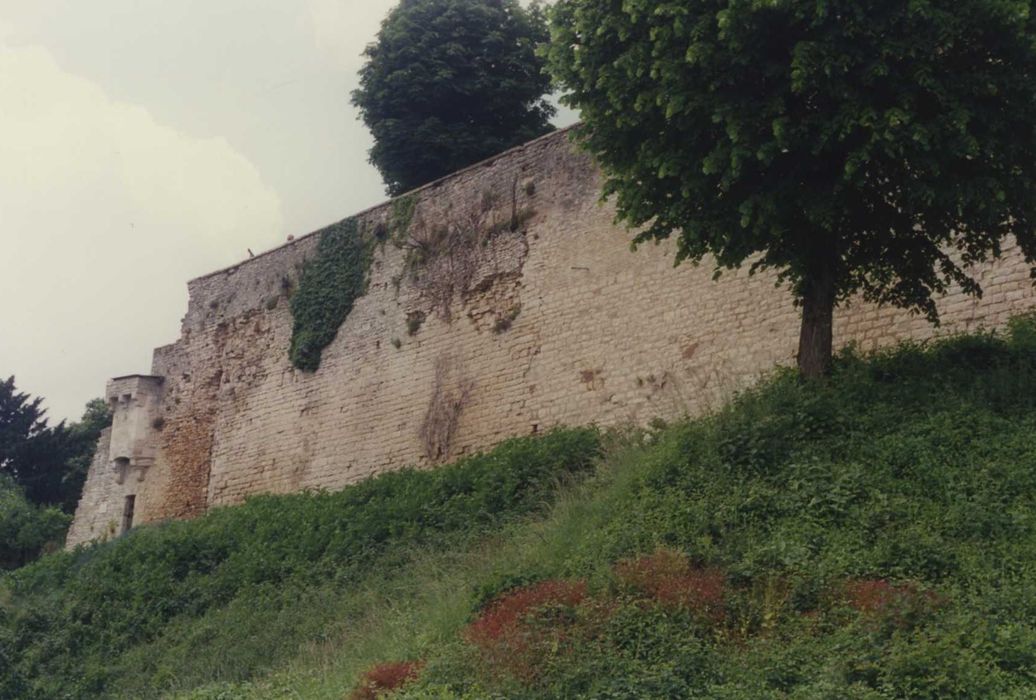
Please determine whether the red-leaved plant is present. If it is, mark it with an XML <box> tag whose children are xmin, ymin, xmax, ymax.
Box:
<box><xmin>842</xmin><ymin>579</ymin><xmax>943</xmax><ymax>629</ymax></box>
<box><xmin>348</xmin><ymin>660</ymin><xmax>424</xmax><ymax>700</ymax></box>
<box><xmin>613</xmin><ymin>547</ymin><xmax>726</xmax><ymax>623</ymax></box>
<box><xmin>465</xmin><ymin>579</ymin><xmax>588</xmax><ymax>680</ymax></box>
<box><xmin>467</xmin><ymin>579</ymin><xmax>588</xmax><ymax>643</ymax></box>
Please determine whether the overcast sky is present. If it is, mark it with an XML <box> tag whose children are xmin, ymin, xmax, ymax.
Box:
<box><xmin>0</xmin><ymin>0</ymin><xmax>576</xmax><ymax>422</ymax></box>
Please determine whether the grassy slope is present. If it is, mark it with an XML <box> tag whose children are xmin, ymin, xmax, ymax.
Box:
<box><xmin>6</xmin><ymin>320</ymin><xmax>1036</xmax><ymax>699</ymax></box>
<box><xmin>0</xmin><ymin>429</ymin><xmax>600</xmax><ymax>699</ymax></box>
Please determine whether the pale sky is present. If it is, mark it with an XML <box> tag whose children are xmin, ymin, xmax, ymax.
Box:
<box><xmin>0</xmin><ymin>0</ymin><xmax>576</xmax><ymax>422</ymax></box>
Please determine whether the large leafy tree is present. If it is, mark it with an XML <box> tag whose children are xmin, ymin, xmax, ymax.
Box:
<box><xmin>353</xmin><ymin>0</ymin><xmax>556</xmax><ymax>196</ymax></box>
<box><xmin>545</xmin><ymin>0</ymin><xmax>1036</xmax><ymax>377</ymax></box>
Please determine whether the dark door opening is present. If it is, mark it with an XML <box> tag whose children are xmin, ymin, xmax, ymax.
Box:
<box><xmin>121</xmin><ymin>495</ymin><xmax>136</xmax><ymax>535</ymax></box>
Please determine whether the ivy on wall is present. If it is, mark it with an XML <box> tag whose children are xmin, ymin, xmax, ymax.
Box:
<box><xmin>390</xmin><ymin>195</ymin><xmax>417</xmax><ymax>242</ymax></box>
<box><xmin>289</xmin><ymin>218</ymin><xmax>372</xmax><ymax>371</ymax></box>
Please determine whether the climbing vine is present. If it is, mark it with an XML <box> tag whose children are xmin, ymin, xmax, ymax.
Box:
<box><xmin>289</xmin><ymin>218</ymin><xmax>372</xmax><ymax>371</ymax></box>
<box><xmin>390</xmin><ymin>194</ymin><xmax>417</xmax><ymax>242</ymax></box>
<box><xmin>419</xmin><ymin>355</ymin><xmax>474</xmax><ymax>461</ymax></box>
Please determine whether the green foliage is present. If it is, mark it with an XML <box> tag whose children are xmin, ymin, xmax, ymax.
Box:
<box><xmin>352</xmin><ymin>0</ymin><xmax>556</xmax><ymax>196</ymax></box>
<box><xmin>407</xmin><ymin>311</ymin><xmax>427</xmax><ymax>336</ymax></box>
<box><xmin>289</xmin><ymin>218</ymin><xmax>372</xmax><ymax>371</ymax></box>
<box><xmin>0</xmin><ymin>428</ymin><xmax>600</xmax><ymax>698</ymax></box>
<box><xmin>390</xmin><ymin>319</ymin><xmax>1036</xmax><ymax>698</ymax></box>
<box><xmin>0</xmin><ymin>390</ymin><xmax>109</xmax><ymax>570</ymax></box>
<box><xmin>0</xmin><ymin>475</ymin><xmax>70</xmax><ymax>570</ymax></box>
<box><xmin>0</xmin><ymin>377</ymin><xmax>111</xmax><ymax>512</ymax></box>
<box><xmin>60</xmin><ymin>398</ymin><xmax>113</xmax><ymax>512</ymax></box>
<box><xmin>544</xmin><ymin>0</ymin><xmax>1036</xmax><ymax>374</ymax></box>
<box><xmin>11</xmin><ymin>320</ymin><xmax>1036</xmax><ymax>698</ymax></box>
<box><xmin>0</xmin><ymin>375</ymin><xmax>61</xmax><ymax>508</ymax></box>
<box><xmin>390</xmin><ymin>195</ymin><xmax>417</xmax><ymax>241</ymax></box>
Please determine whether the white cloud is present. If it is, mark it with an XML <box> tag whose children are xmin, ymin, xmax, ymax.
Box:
<box><xmin>0</xmin><ymin>44</ymin><xmax>283</xmax><ymax>421</ymax></box>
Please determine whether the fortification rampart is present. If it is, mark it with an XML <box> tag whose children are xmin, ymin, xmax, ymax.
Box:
<box><xmin>68</xmin><ymin>128</ymin><xmax>1036</xmax><ymax>546</ymax></box>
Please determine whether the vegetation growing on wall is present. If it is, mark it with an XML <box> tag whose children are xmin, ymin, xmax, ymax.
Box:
<box><xmin>420</xmin><ymin>356</ymin><xmax>474</xmax><ymax>461</ymax></box>
<box><xmin>393</xmin><ymin>183</ymin><xmax>533</xmax><ymax>321</ymax></box>
<box><xmin>389</xmin><ymin>195</ymin><xmax>416</xmax><ymax>242</ymax></box>
<box><xmin>289</xmin><ymin>218</ymin><xmax>372</xmax><ymax>371</ymax></box>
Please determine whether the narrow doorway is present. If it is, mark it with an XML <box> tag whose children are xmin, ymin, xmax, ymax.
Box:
<box><xmin>121</xmin><ymin>495</ymin><xmax>136</xmax><ymax>535</ymax></box>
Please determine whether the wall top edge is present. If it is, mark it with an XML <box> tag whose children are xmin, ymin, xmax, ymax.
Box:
<box><xmin>188</xmin><ymin>124</ymin><xmax>582</xmax><ymax>284</ymax></box>
<box><xmin>110</xmin><ymin>374</ymin><xmax>165</xmax><ymax>382</ymax></box>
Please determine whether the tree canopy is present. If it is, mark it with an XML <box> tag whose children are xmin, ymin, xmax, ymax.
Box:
<box><xmin>545</xmin><ymin>0</ymin><xmax>1036</xmax><ymax>376</ymax></box>
<box><xmin>353</xmin><ymin>0</ymin><xmax>556</xmax><ymax>196</ymax></box>
<box><xmin>0</xmin><ymin>377</ymin><xmax>110</xmax><ymax>513</ymax></box>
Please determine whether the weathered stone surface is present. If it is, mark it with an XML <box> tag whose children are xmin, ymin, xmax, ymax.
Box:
<box><xmin>67</xmin><ymin>128</ymin><xmax>1036</xmax><ymax>547</ymax></box>
<box><xmin>67</xmin><ymin>375</ymin><xmax>164</xmax><ymax>544</ymax></box>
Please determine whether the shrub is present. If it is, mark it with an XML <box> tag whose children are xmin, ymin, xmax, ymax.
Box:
<box><xmin>613</xmin><ymin>547</ymin><xmax>726</xmax><ymax>623</ymax></box>
<box><xmin>467</xmin><ymin>579</ymin><xmax>588</xmax><ymax>644</ymax></box>
<box><xmin>349</xmin><ymin>661</ymin><xmax>424</xmax><ymax>700</ymax></box>
<box><xmin>465</xmin><ymin>579</ymin><xmax>588</xmax><ymax>682</ymax></box>
<box><xmin>0</xmin><ymin>475</ymin><xmax>70</xmax><ymax>570</ymax></box>
<box><xmin>841</xmin><ymin>579</ymin><xmax>944</xmax><ymax>630</ymax></box>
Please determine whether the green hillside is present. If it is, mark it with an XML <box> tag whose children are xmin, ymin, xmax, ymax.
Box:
<box><xmin>6</xmin><ymin>318</ymin><xmax>1036</xmax><ymax>699</ymax></box>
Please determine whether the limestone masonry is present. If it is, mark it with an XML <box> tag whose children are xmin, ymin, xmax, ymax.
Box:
<box><xmin>67</xmin><ymin>128</ymin><xmax>1036</xmax><ymax>546</ymax></box>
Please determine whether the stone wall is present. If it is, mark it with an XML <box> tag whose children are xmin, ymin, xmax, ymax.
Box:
<box><xmin>68</xmin><ymin>128</ymin><xmax>1036</xmax><ymax>546</ymax></box>
<box><xmin>67</xmin><ymin>376</ymin><xmax>166</xmax><ymax>543</ymax></box>
<box><xmin>65</xmin><ymin>428</ymin><xmax>114</xmax><ymax>545</ymax></box>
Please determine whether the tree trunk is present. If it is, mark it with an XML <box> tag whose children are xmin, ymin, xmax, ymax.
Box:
<box><xmin>797</xmin><ymin>267</ymin><xmax>836</xmax><ymax>379</ymax></box>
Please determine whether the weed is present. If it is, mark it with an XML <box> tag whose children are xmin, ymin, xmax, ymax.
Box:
<box><xmin>406</xmin><ymin>312</ymin><xmax>426</xmax><ymax>337</ymax></box>
<box><xmin>492</xmin><ymin>306</ymin><xmax>521</xmax><ymax>334</ymax></box>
